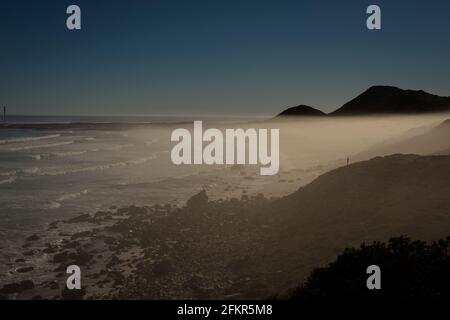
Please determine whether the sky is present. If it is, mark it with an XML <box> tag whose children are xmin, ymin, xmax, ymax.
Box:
<box><xmin>1</xmin><ymin>0</ymin><xmax>450</xmax><ymax>116</ymax></box>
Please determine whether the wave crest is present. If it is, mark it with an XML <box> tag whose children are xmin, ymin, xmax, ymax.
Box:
<box><xmin>0</xmin><ymin>134</ymin><xmax>61</xmax><ymax>145</ymax></box>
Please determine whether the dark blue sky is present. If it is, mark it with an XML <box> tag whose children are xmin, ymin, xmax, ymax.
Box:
<box><xmin>1</xmin><ymin>0</ymin><xmax>450</xmax><ymax>115</ymax></box>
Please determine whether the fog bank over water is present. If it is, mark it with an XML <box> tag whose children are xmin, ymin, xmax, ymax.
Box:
<box><xmin>1</xmin><ymin>112</ymin><xmax>450</xmax><ymax>288</ymax></box>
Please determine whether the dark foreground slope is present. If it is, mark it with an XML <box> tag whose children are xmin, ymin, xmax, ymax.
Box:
<box><xmin>258</xmin><ymin>154</ymin><xmax>450</xmax><ymax>293</ymax></box>
<box><xmin>289</xmin><ymin>235</ymin><xmax>450</xmax><ymax>301</ymax></box>
<box><xmin>2</xmin><ymin>155</ymin><xmax>450</xmax><ymax>299</ymax></box>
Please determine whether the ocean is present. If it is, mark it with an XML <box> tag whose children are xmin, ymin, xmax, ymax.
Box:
<box><xmin>0</xmin><ymin>115</ymin><xmax>278</xmax><ymax>284</ymax></box>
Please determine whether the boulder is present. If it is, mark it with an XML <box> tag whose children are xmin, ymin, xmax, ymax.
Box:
<box><xmin>26</xmin><ymin>234</ymin><xmax>40</xmax><ymax>242</ymax></box>
<box><xmin>16</xmin><ymin>266</ymin><xmax>34</xmax><ymax>273</ymax></box>
<box><xmin>152</xmin><ymin>259</ymin><xmax>174</xmax><ymax>276</ymax></box>
<box><xmin>186</xmin><ymin>190</ymin><xmax>208</xmax><ymax>209</ymax></box>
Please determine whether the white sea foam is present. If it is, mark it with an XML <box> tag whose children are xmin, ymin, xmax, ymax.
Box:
<box><xmin>25</xmin><ymin>154</ymin><xmax>158</xmax><ymax>176</ymax></box>
<box><xmin>48</xmin><ymin>189</ymin><xmax>89</xmax><ymax>209</ymax></box>
<box><xmin>57</xmin><ymin>189</ymin><xmax>89</xmax><ymax>201</ymax></box>
<box><xmin>0</xmin><ymin>170</ymin><xmax>17</xmax><ymax>176</ymax></box>
<box><xmin>22</xmin><ymin>167</ymin><xmax>41</xmax><ymax>174</ymax></box>
<box><xmin>105</xmin><ymin>144</ymin><xmax>134</xmax><ymax>151</ymax></box>
<box><xmin>48</xmin><ymin>202</ymin><xmax>61</xmax><ymax>209</ymax></box>
<box><xmin>0</xmin><ymin>134</ymin><xmax>61</xmax><ymax>145</ymax></box>
<box><xmin>0</xmin><ymin>176</ymin><xmax>16</xmax><ymax>185</ymax></box>
<box><xmin>32</xmin><ymin>150</ymin><xmax>87</xmax><ymax>160</ymax></box>
<box><xmin>30</xmin><ymin>144</ymin><xmax>134</xmax><ymax>160</ymax></box>
<box><xmin>146</xmin><ymin>138</ymin><xmax>159</xmax><ymax>145</ymax></box>
<box><xmin>8</xmin><ymin>141</ymin><xmax>74</xmax><ymax>151</ymax></box>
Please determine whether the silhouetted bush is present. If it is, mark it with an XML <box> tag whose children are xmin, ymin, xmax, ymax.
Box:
<box><xmin>289</xmin><ymin>236</ymin><xmax>450</xmax><ymax>301</ymax></box>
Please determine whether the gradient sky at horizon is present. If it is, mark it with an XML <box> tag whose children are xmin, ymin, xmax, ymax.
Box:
<box><xmin>1</xmin><ymin>0</ymin><xmax>450</xmax><ymax>116</ymax></box>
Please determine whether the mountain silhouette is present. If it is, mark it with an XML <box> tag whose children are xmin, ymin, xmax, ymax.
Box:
<box><xmin>276</xmin><ymin>86</ymin><xmax>450</xmax><ymax>117</ymax></box>
<box><xmin>277</xmin><ymin>105</ymin><xmax>326</xmax><ymax>117</ymax></box>
<box><xmin>331</xmin><ymin>86</ymin><xmax>450</xmax><ymax>115</ymax></box>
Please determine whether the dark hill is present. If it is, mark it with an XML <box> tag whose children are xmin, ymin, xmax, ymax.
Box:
<box><xmin>270</xmin><ymin>154</ymin><xmax>450</xmax><ymax>237</ymax></box>
<box><xmin>255</xmin><ymin>154</ymin><xmax>450</xmax><ymax>294</ymax></box>
<box><xmin>276</xmin><ymin>105</ymin><xmax>326</xmax><ymax>117</ymax></box>
<box><xmin>331</xmin><ymin>86</ymin><xmax>450</xmax><ymax>115</ymax></box>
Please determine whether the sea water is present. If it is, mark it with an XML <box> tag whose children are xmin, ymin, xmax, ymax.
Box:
<box><xmin>0</xmin><ymin>121</ymin><xmax>225</xmax><ymax>282</ymax></box>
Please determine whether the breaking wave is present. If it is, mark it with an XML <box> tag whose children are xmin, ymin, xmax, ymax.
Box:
<box><xmin>0</xmin><ymin>176</ymin><xmax>16</xmax><ymax>185</ymax></box>
<box><xmin>48</xmin><ymin>189</ymin><xmax>89</xmax><ymax>209</ymax></box>
<box><xmin>0</xmin><ymin>134</ymin><xmax>61</xmax><ymax>145</ymax></box>
<box><xmin>30</xmin><ymin>144</ymin><xmax>134</xmax><ymax>160</ymax></box>
<box><xmin>25</xmin><ymin>153</ymin><xmax>158</xmax><ymax>177</ymax></box>
<box><xmin>8</xmin><ymin>141</ymin><xmax>74</xmax><ymax>151</ymax></box>
<box><xmin>57</xmin><ymin>189</ymin><xmax>89</xmax><ymax>201</ymax></box>
<box><xmin>0</xmin><ymin>170</ymin><xmax>17</xmax><ymax>176</ymax></box>
<box><xmin>32</xmin><ymin>150</ymin><xmax>87</xmax><ymax>160</ymax></box>
<box><xmin>104</xmin><ymin>144</ymin><xmax>134</xmax><ymax>151</ymax></box>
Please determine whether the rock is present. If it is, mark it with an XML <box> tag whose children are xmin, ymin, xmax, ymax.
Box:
<box><xmin>184</xmin><ymin>274</ymin><xmax>212</xmax><ymax>296</ymax></box>
<box><xmin>71</xmin><ymin>231</ymin><xmax>91</xmax><ymax>240</ymax></box>
<box><xmin>50</xmin><ymin>282</ymin><xmax>59</xmax><ymax>290</ymax></box>
<box><xmin>53</xmin><ymin>249</ymin><xmax>92</xmax><ymax>266</ymax></box>
<box><xmin>65</xmin><ymin>213</ymin><xmax>92</xmax><ymax>224</ymax></box>
<box><xmin>19</xmin><ymin>280</ymin><xmax>34</xmax><ymax>290</ymax></box>
<box><xmin>0</xmin><ymin>283</ymin><xmax>21</xmax><ymax>294</ymax></box>
<box><xmin>15</xmin><ymin>258</ymin><xmax>25</xmax><ymax>263</ymax></box>
<box><xmin>0</xmin><ymin>280</ymin><xmax>34</xmax><ymax>294</ymax></box>
<box><xmin>106</xmin><ymin>254</ymin><xmax>121</xmax><ymax>268</ymax></box>
<box><xmin>31</xmin><ymin>295</ymin><xmax>43</xmax><ymax>300</ymax></box>
<box><xmin>152</xmin><ymin>259</ymin><xmax>174</xmax><ymax>276</ymax></box>
<box><xmin>61</xmin><ymin>288</ymin><xmax>86</xmax><ymax>300</ymax></box>
<box><xmin>48</xmin><ymin>221</ymin><xmax>60</xmax><ymax>230</ymax></box>
<box><xmin>116</xmin><ymin>207</ymin><xmax>129</xmax><ymax>215</ymax></box>
<box><xmin>224</xmin><ymin>292</ymin><xmax>242</xmax><ymax>298</ymax></box>
<box><xmin>54</xmin><ymin>264</ymin><xmax>66</xmax><ymax>273</ymax></box>
<box><xmin>95</xmin><ymin>211</ymin><xmax>110</xmax><ymax>218</ymax></box>
<box><xmin>17</xmin><ymin>266</ymin><xmax>34</xmax><ymax>273</ymax></box>
<box><xmin>26</xmin><ymin>234</ymin><xmax>40</xmax><ymax>241</ymax></box>
<box><xmin>109</xmin><ymin>271</ymin><xmax>124</xmax><ymax>286</ymax></box>
<box><xmin>186</xmin><ymin>190</ymin><xmax>208</xmax><ymax>209</ymax></box>
<box><xmin>63</xmin><ymin>240</ymin><xmax>80</xmax><ymax>249</ymax></box>
<box><xmin>53</xmin><ymin>251</ymin><xmax>69</xmax><ymax>263</ymax></box>
<box><xmin>42</xmin><ymin>247</ymin><xmax>56</xmax><ymax>254</ymax></box>
<box><xmin>71</xmin><ymin>249</ymin><xmax>93</xmax><ymax>266</ymax></box>
<box><xmin>127</xmin><ymin>206</ymin><xmax>147</xmax><ymax>215</ymax></box>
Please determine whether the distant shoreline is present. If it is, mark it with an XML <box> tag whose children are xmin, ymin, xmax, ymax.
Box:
<box><xmin>0</xmin><ymin>122</ymin><xmax>191</xmax><ymax>131</ymax></box>
<box><xmin>0</xmin><ymin>114</ymin><xmax>274</xmax><ymax>130</ymax></box>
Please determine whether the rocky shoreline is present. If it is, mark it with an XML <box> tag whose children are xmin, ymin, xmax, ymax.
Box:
<box><xmin>3</xmin><ymin>154</ymin><xmax>449</xmax><ymax>300</ymax></box>
<box><xmin>1</xmin><ymin>190</ymin><xmax>288</xmax><ymax>300</ymax></box>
